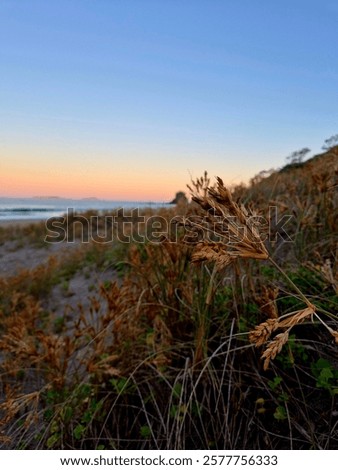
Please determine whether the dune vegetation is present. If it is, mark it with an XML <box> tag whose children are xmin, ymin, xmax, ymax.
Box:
<box><xmin>0</xmin><ymin>147</ymin><xmax>337</xmax><ymax>449</ymax></box>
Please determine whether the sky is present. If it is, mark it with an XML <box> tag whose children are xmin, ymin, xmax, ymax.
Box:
<box><xmin>0</xmin><ymin>0</ymin><xmax>337</xmax><ymax>201</ymax></box>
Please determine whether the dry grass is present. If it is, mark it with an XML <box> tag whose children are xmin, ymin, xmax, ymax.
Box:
<box><xmin>0</xmin><ymin>148</ymin><xmax>337</xmax><ymax>449</ymax></box>
<box><xmin>181</xmin><ymin>168</ymin><xmax>336</xmax><ymax>370</ymax></box>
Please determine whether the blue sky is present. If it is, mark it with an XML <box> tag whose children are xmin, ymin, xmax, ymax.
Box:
<box><xmin>0</xmin><ymin>0</ymin><xmax>337</xmax><ymax>199</ymax></box>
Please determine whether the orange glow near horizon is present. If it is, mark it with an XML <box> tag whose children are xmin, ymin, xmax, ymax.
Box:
<box><xmin>0</xmin><ymin>145</ymin><xmax>255</xmax><ymax>201</ymax></box>
<box><xmin>0</xmin><ymin>169</ymin><xmax>184</xmax><ymax>201</ymax></box>
<box><xmin>0</xmin><ymin>151</ymin><xmax>190</xmax><ymax>201</ymax></box>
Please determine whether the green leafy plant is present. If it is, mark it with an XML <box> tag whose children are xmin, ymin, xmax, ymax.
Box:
<box><xmin>311</xmin><ymin>358</ymin><xmax>338</xmax><ymax>395</ymax></box>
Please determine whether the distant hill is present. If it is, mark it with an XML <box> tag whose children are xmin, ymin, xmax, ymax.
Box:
<box><xmin>33</xmin><ymin>196</ymin><xmax>61</xmax><ymax>199</ymax></box>
<box><xmin>242</xmin><ymin>146</ymin><xmax>338</xmax><ymax>202</ymax></box>
<box><xmin>279</xmin><ymin>145</ymin><xmax>338</xmax><ymax>174</ymax></box>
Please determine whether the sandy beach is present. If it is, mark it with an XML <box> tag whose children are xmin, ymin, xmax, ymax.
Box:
<box><xmin>0</xmin><ymin>218</ymin><xmax>118</xmax><ymax>317</ymax></box>
<box><xmin>0</xmin><ymin>219</ymin><xmax>61</xmax><ymax>276</ymax></box>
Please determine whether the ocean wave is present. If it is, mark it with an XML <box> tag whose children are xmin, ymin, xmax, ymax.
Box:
<box><xmin>0</xmin><ymin>208</ymin><xmax>59</xmax><ymax>213</ymax></box>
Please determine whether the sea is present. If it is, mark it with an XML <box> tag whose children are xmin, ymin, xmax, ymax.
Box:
<box><xmin>0</xmin><ymin>197</ymin><xmax>171</xmax><ymax>222</ymax></box>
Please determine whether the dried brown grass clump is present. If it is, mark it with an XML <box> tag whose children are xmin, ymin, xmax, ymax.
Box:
<box><xmin>179</xmin><ymin>173</ymin><xmax>268</xmax><ymax>269</ymax></box>
<box><xmin>253</xmin><ymin>285</ymin><xmax>279</xmax><ymax>319</ymax></box>
<box><xmin>316</xmin><ymin>258</ymin><xmax>338</xmax><ymax>295</ymax></box>
<box><xmin>181</xmin><ymin>172</ymin><xmax>337</xmax><ymax>369</ymax></box>
<box><xmin>249</xmin><ymin>306</ymin><xmax>315</xmax><ymax>369</ymax></box>
<box><xmin>0</xmin><ymin>390</ymin><xmax>40</xmax><ymax>434</ymax></box>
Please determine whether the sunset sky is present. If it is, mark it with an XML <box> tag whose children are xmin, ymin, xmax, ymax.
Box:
<box><xmin>1</xmin><ymin>0</ymin><xmax>337</xmax><ymax>201</ymax></box>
